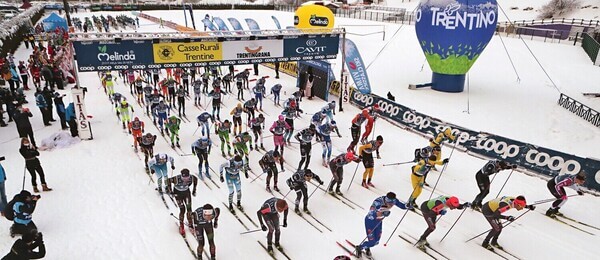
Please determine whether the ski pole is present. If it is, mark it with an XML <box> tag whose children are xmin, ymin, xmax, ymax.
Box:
<box><xmin>383</xmin><ymin>161</ymin><xmax>413</xmax><ymax>166</ymax></box>
<box><xmin>383</xmin><ymin>208</ymin><xmax>410</xmax><ymax>246</ymax></box>
<box><xmin>465</xmin><ymin>209</ymin><xmax>531</xmax><ymax>242</ymax></box>
<box><xmin>308</xmin><ymin>184</ymin><xmax>321</xmax><ymax>200</ymax></box>
<box><xmin>240</xmin><ymin>228</ymin><xmax>264</xmax><ymax>235</ymax></box>
<box><xmin>192</xmin><ymin>125</ymin><xmax>200</xmax><ymax>136</ymax></box>
<box><xmin>532</xmin><ymin>194</ymin><xmax>579</xmax><ymax>205</ymax></box>
<box><xmin>440</xmin><ymin>207</ymin><xmax>467</xmax><ymax>242</ymax></box>
<box><xmin>250</xmin><ymin>171</ymin><xmax>266</xmax><ymax>183</ymax></box>
<box><xmin>170</xmin><ymin>213</ymin><xmax>193</xmax><ymax>228</ymax></box>
<box><xmin>494</xmin><ymin>169</ymin><xmax>515</xmax><ymax>198</ymax></box>
<box><xmin>428</xmin><ymin>141</ymin><xmax>458</xmax><ymax>200</ymax></box>
<box><xmin>22</xmin><ymin>165</ymin><xmax>26</xmax><ymax>190</ymax></box>
<box><xmin>346</xmin><ymin>163</ymin><xmax>361</xmax><ymax>192</ymax></box>
<box><xmin>282</xmin><ymin>189</ymin><xmax>292</xmax><ymax>200</ymax></box>
<box><xmin>180</xmin><ymin>153</ymin><xmax>195</xmax><ymax>157</ymax></box>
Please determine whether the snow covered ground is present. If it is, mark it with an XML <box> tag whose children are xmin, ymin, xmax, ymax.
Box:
<box><xmin>0</xmin><ymin>9</ymin><xmax>598</xmax><ymax>260</ymax></box>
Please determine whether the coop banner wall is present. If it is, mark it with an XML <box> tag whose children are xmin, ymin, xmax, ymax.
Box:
<box><xmin>348</xmin><ymin>89</ymin><xmax>600</xmax><ymax>191</ymax></box>
<box><xmin>73</xmin><ymin>35</ymin><xmax>339</xmax><ymax>71</ymax></box>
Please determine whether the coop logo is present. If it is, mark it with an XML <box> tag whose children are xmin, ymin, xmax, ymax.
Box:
<box><xmin>309</xmin><ymin>15</ymin><xmax>329</xmax><ymax>27</ymax></box>
<box><xmin>402</xmin><ymin>111</ymin><xmax>430</xmax><ymax>129</ymax></box>
<box><xmin>96</xmin><ymin>45</ymin><xmax>137</xmax><ymax>62</ymax></box>
<box><xmin>473</xmin><ymin>137</ymin><xmax>520</xmax><ymax>159</ymax></box>
<box><xmin>353</xmin><ymin>92</ymin><xmax>374</xmax><ymax>106</ymax></box>
<box><xmin>295</xmin><ymin>39</ymin><xmax>327</xmax><ymax>55</ymax></box>
<box><xmin>525</xmin><ymin>150</ymin><xmax>581</xmax><ymax>175</ymax></box>
<box><xmin>415</xmin><ymin>2</ymin><xmax>497</xmax><ymax>30</ymax></box>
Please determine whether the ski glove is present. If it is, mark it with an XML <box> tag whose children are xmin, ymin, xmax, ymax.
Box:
<box><xmin>150</xmin><ymin>169</ymin><xmax>155</xmax><ymax>174</ymax></box>
<box><xmin>577</xmin><ymin>191</ymin><xmax>584</xmax><ymax>196</ymax></box>
<box><xmin>245</xmin><ymin>172</ymin><xmax>249</xmax><ymax>179</ymax></box>
<box><xmin>192</xmin><ymin>190</ymin><xmax>196</xmax><ymax>197</ymax></box>
<box><xmin>261</xmin><ymin>224</ymin><xmax>268</xmax><ymax>231</ymax></box>
<box><xmin>461</xmin><ymin>202</ymin><xmax>471</xmax><ymax>209</ymax></box>
<box><xmin>440</xmin><ymin>209</ymin><xmax>447</xmax><ymax>216</ymax></box>
<box><xmin>512</xmin><ymin>164</ymin><xmax>518</xmax><ymax>169</ymax></box>
<box><xmin>283</xmin><ymin>219</ymin><xmax>288</xmax><ymax>228</ymax></box>
<box><xmin>318</xmin><ymin>180</ymin><xmax>324</xmax><ymax>185</ymax></box>
<box><xmin>443</xmin><ymin>158</ymin><xmax>449</xmax><ymax>164</ymax></box>
<box><xmin>507</xmin><ymin>216</ymin><xmax>515</xmax><ymax>221</ymax></box>
<box><xmin>213</xmin><ymin>221</ymin><xmax>218</xmax><ymax>229</ymax></box>
<box><xmin>527</xmin><ymin>205</ymin><xmax>535</xmax><ymax>210</ymax></box>
<box><xmin>171</xmin><ymin>165</ymin><xmax>176</xmax><ymax>170</ymax></box>
<box><xmin>220</xmin><ymin>176</ymin><xmax>224</xmax><ymax>182</ymax></box>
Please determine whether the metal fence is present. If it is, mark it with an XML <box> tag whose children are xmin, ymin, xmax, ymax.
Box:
<box><xmin>578</xmin><ymin>32</ymin><xmax>600</xmax><ymax>64</ymax></box>
<box><xmin>558</xmin><ymin>93</ymin><xmax>600</xmax><ymax>128</ymax></box>
<box><xmin>498</xmin><ymin>18</ymin><xmax>600</xmax><ymax>27</ymax></box>
<box><xmin>275</xmin><ymin>5</ymin><xmax>416</xmax><ymax>24</ymax></box>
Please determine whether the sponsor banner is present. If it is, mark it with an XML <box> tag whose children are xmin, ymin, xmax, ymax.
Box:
<box><xmin>222</xmin><ymin>40</ymin><xmax>283</xmax><ymax>61</ymax></box>
<box><xmin>212</xmin><ymin>17</ymin><xmax>230</xmax><ymax>31</ymax></box>
<box><xmin>202</xmin><ymin>18</ymin><xmax>217</xmax><ymax>31</ymax></box>
<box><xmin>284</xmin><ymin>34</ymin><xmax>340</xmax><ymax>58</ymax></box>
<box><xmin>263</xmin><ymin>62</ymin><xmax>298</xmax><ymax>77</ymax></box>
<box><xmin>348</xmin><ymin>89</ymin><xmax>600</xmax><ymax>191</ymax></box>
<box><xmin>152</xmin><ymin>42</ymin><xmax>222</xmax><ymax>63</ymax></box>
<box><xmin>341</xmin><ymin>71</ymin><xmax>350</xmax><ymax>103</ymax></box>
<box><xmin>227</xmin><ymin>18</ymin><xmax>244</xmax><ymax>31</ymax></box>
<box><xmin>271</xmin><ymin>16</ymin><xmax>282</xmax><ymax>30</ymax></box>
<box><xmin>245</xmin><ymin>18</ymin><xmax>261</xmax><ymax>35</ymax></box>
<box><xmin>343</xmin><ymin>39</ymin><xmax>371</xmax><ymax>94</ymax></box>
<box><xmin>71</xmin><ymin>88</ymin><xmax>92</xmax><ymax>140</ymax></box>
<box><xmin>73</xmin><ymin>40</ymin><xmax>153</xmax><ymax>72</ymax></box>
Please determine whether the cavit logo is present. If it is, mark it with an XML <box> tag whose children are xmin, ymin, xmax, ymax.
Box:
<box><xmin>309</xmin><ymin>15</ymin><xmax>329</xmax><ymax>27</ymax></box>
<box><xmin>97</xmin><ymin>45</ymin><xmax>137</xmax><ymax>62</ymax></box>
<box><xmin>295</xmin><ymin>39</ymin><xmax>326</xmax><ymax>54</ymax></box>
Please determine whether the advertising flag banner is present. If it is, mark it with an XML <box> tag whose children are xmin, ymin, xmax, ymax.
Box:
<box><xmin>343</xmin><ymin>39</ymin><xmax>371</xmax><ymax>94</ymax></box>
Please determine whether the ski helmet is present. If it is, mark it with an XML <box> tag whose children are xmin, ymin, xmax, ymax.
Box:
<box><xmin>309</xmin><ymin>124</ymin><xmax>316</xmax><ymax>130</ymax></box>
<box><xmin>276</xmin><ymin>199</ymin><xmax>288</xmax><ymax>212</ymax></box>
<box><xmin>272</xmin><ymin>150</ymin><xmax>281</xmax><ymax>158</ymax></box>
<box><xmin>329</xmin><ymin>102</ymin><xmax>335</xmax><ymax>109</ymax></box>
<box><xmin>181</xmin><ymin>168</ymin><xmax>190</xmax><ymax>177</ymax></box>
<box><xmin>345</xmin><ymin>151</ymin><xmax>357</xmax><ymax>161</ymax></box>
<box><xmin>259</xmin><ymin>114</ymin><xmax>264</xmax><ymax>118</ymax></box>
<box><xmin>334</xmin><ymin>256</ymin><xmax>351</xmax><ymax>260</ymax></box>
<box><xmin>145</xmin><ymin>132</ymin><xmax>153</xmax><ymax>137</ymax></box>
<box><xmin>237</xmin><ymin>103</ymin><xmax>242</xmax><ymax>108</ymax></box>
<box><xmin>513</xmin><ymin>196</ymin><xmax>527</xmax><ymax>209</ymax></box>
<box><xmin>203</xmin><ymin>204</ymin><xmax>214</xmax><ymax>217</ymax></box>
<box><xmin>134</xmin><ymin>117</ymin><xmax>139</xmax><ymax>121</ymax></box>
<box><xmin>278</xmin><ymin>115</ymin><xmax>284</xmax><ymax>121</ymax></box>
<box><xmin>330</xmin><ymin>120</ymin><xmax>337</xmax><ymax>126</ymax></box>
<box><xmin>362</xmin><ymin>109</ymin><xmax>369</xmax><ymax>116</ymax></box>
<box><xmin>201</xmin><ymin>136</ymin><xmax>209</xmax><ymax>142</ymax></box>
<box><xmin>304</xmin><ymin>169</ymin><xmax>314</xmax><ymax>178</ymax></box>
<box><xmin>446</xmin><ymin>196</ymin><xmax>460</xmax><ymax>208</ymax></box>
<box><xmin>385</xmin><ymin>192</ymin><xmax>397</xmax><ymax>203</ymax></box>
<box><xmin>376</xmin><ymin>135</ymin><xmax>383</xmax><ymax>142</ymax></box>
<box><xmin>444</xmin><ymin>128</ymin><xmax>453</xmax><ymax>137</ymax></box>
<box><xmin>234</xmin><ymin>155</ymin><xmax>243</xmax><ymax>162</ymax></box>
<box><xmin>420</xmin><ymin>147</ymin><xmax>432</xmax><ymax>158</ymax></box>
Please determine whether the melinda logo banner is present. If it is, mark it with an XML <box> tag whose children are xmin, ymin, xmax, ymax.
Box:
<box><xmin>73</xmin><ymin>40</ymin><xmax>153</xmax><ymax>71</ymax></box>
<box><xmin>342</xmin><ymin>39</ymin><xmax>371</xmax><ymax>94</ymax></box>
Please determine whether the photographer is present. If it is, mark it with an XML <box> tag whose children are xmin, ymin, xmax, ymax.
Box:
<box><xmin>10</xmin><ymin>190</ymin><xmax>39</xmax><ymax>237</ymax></box>
<box><xmin>19</xmin><ymin>138</ymin><xmax>51</xmax><ymax>193</ymax></box>
<box><xmin>13</xmin><ymin>105</ymin><xmax>36</xmax><ymax>148</ymax></box>
<box><xmin>3</xmin><ymin>229</ymin><xmax>46</xmax><ymax>259</ymax></box>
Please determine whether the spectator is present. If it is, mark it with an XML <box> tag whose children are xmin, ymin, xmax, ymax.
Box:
<box><xmin>3</xmin><ymin>228</ymin><xmax>46</xmax><ymax>259</ymax></box>
<box><xmin>42</xmin><ymin>87</ymin><xmax>56</xmax><ymax>122</ymax></box>
<box><xmin>387</xmin><ymin>91</ymin><xmax>396</xmax><ymax>102</ymax></box>
<box><xmin>65</xmin><ymin>102</ymin><xmax>78</xmax><ymax>137</ymax></box>
<box><xmin>274</xmin><ymin>62</ymin><xmax>280</xmax><ymax>79</ymax></box>
<box><xmin>19</xmin><ymin>138</ymin><xmax>52</xmax><ymax>193</ymax></box>
<box><xmin>53</xmin><ymin>93</ymin><xmax>68</xmax><ymax>130</ymax></box>
<box><xmin>0</xmin><ymin>159</ymin><xmax>6</xmax><ymax>215</ymax></box>
<box><xmin>12</xmin><ymin>105</ymin><xmax>36</xmax><ymax>147</ymax></box>
<box><xmin>34</xmin><ymin>89</ymin><xmax>50</xmax><ymax>126</ymax></box>
<box><xmin>9</xmin><ymin>190</ymin><xmax>39</xmax><ymax>237</ymax></box>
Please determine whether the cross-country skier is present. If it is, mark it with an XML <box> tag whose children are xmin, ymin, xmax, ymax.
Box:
<box><xmin>148</xmin><ymin>153</ymin><xmax>176</xmax><ymax>193</ymax></box>
<box><xmin>176</xmin><ymin>85</ymin><xmax>186</xmax><ymax>117</ymax></box>
<box><xmin>192</xmin><ymin>79</ymin><xmax>202</xmax><ymax>106</ymax></box>
<box><xmin>232</xmin><ymin>131</ymin><xmax>253</xmax><ymax>166</ymax></box>
<box><xmin>220</xmin><ymin>155</ymin><xmax>247</xmax><ymax>211</ymax></box>
<box><xmin>348</xmin><ymin>104</ymin><xmax>380</xmax><ymax>152</ymax></box>
<box><xmin>355</xmin><ymin>192</ymin><xmax>409</xmax><ymax>258</ymax></box>
<box><xmin>286</xmin><ymin>169</ymin><xmax>323</xmax><ymax>214</ymax></box>
<box><xmin>253</xmin><ymin>79</ymin><xmax>266</xmax><ymax>110</ymax></box>
<box><xmin>321</xmin><ymin>101</ymin><xmax>336</xmax><ymax>122</ymax></box>
<box><xmin>250</xmin><ymin>114</ymin><xmax>266</xmax><ymax>150</ymax></box>
<box><xmin>295</xmin><ymin>124</ymin><xmax>317</xmax><ymax>170</ymax></box>
<box><xmin>481</xmin><ymin>195</ymin><xmax>535</xmax><ymax>250</ymax></box>
<box><xmin>128</xmin><ymin>117</ymin><xmax>145</xmax><ymax>152</ymax></box>
<box><xmin>134</xmin><ymin>77</ymin><xmax>145</xmax><ymax>103</ymax></box>
<box><xmin>234</xmin><ymin>71</ymin><xmax>245</xmax><ymax>100</ymax></box>
<box><xmin>138</xmin><ymin>133</ymin><xmax>157</xmax><ymax>167</ymax></box>
<box><xmin>102</xmin><ymin>71</ymin><xmax>115</xmax><ymax>97</ymax></box>
<box><xmin>148</xmin><ymin>89</ymin><xmax>162</xmax><ymax>117</ymax></box>
<box><xmin>223</xmin><ymin>72</ymin><xmax>232</xmax><ymax>93</ymax></box>
<box><xmin>153</xmin><ymin>100</ymin><xmax>170</xmax><ymax>135</ymax></box>
<box><xmin>471</xmin><ymin>160</ymin><xmax>517</xmax><ymax>211</ymax></box>
<box><xmin>117</xmin><ymin>100</ymin><xmax>134</xmax><ymax>129</ymax></box>
<box><xmin>208</xmin><ymin>87</ymin><xmax>224</xmax><ymax>120</ymax></box>
<box><xmin>259</xmin><ymin>150</ymin><xmax>282</xmax><ymax>192</ymax></box>
<box><xmin>257</xmin><ymin>197</ymin><xmax>288</xmax><ymax>255</ymax></box>
<box><xmin>216</xmin><ymin>120</ymin><xmax>233</xmax><ymax>157</ymax></box>
<box><xmin>243</xmin><ymin>98</ymin><xmax>257</xmax><ymax>123</ymax></box>
<box><xmin>271</xmin><ymin>84</ymin><xmax>282</xmax><ymax>106</ymax></box>
<box><xmin>269</xmin><ymin>115</ymin><xmax>292</xmax><ymax>159</ymax></box>
<box><xmin>166</xmin><ymin>168</ymin><xmax>198</xmax><ymax>236</ymax></box>
<box><xmin>358</xmin><ymin>135</ymin><xmax>383</xmax><ymax>189</ymax></box>
<box><xmin>429</xmin><ymin>127</ymin><xmax>456</xmax><ymax>162</ymax></box>
<box><xmin>282</xmin><ymin>99</ymin><xmax>303</xmax><ymax>144</ymax></box>
<box><xmin>165</xmin><ymin>116</ymin><xmax>181</xmax><ymax>148</ymax></box>
<box><xmin>407</xmin><ymin>154</ymin><xmax>448</xmax><ymax>208</ymax></box>
<box><xmin>166</xmin><ymin>77</ymin><xmax>177</xmax><ymax>107</ymax></box>
<box><xmin>327</xmin><ymin>151</ymin><xmax>361</xmax><ymax>195</ymax></box>
<box><xmin>416</xmin><ymin>196</ymin><xmax>470</xmax><ymax>248</ymax></box>
<box><xmin>311</xmin><ymin>111</ymin><xmax>327</xmax><ymax>137</ymax></box>
<box><xmin>192</xmin><ymin>204</ymin><xmax>220</xmax><ymax>260</ymax></box>
<box><xmin>545</xmin><ymin>173</ymin><xmax>585</xmax><ymax>217</ymax></box>
<box><xmin>230</xmin><ymin>103</ymin><xmax>244</xmax><ymax>135</ymax></box>
<box><xmin>143</xmin><ymin>84</ymin><xmax>155</xmax><ymax>114</ymax></box>
<box><xmin>202</xmin><ymin>70</ymin><xmax>210</xmax><ymax>93</ymax></box>
<box><xmin>196</xmin><ymin>112</ymin><xmax>215</xmax><ymax>137</ymax></box>
<box><xmin>192</xmin><ymin>136</ymin><xmax>212</xmax><ymax>180</ymax></box>
<box><xmin>318</xmin><ymin>120</ymin><xmax>341</xmax><ymax>167</ymax></box>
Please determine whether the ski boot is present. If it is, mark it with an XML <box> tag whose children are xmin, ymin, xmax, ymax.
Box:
<box><xmin>42</xmin><ymin>184</ymin><xmax>52</xmax><ymax>191</ymax></box>
<box><xmin>327</xmin><ymin>189</ymin><xmax>335</xmax><ymax>195</ymax></box>
<box><xmin>482</xmin><ymin>241</ymin><xmax>494</xmax><ymax>251</ymax></box>
<box><xmin>122</xmin><ymin>122</ymin><xmax>126</xmax><ymax>129</ymax></box>
<box><xmin>491</xmin><ymin>241</ymin><xmax>503</xmax><ymax>250</ymax></box>
<box><xmin>354</xmin><ymin>245</ymin><xmax>363</xmax><ymax>258</ymax></box>
<box><xmin>255</xmin><ymin>144</ymin><xmax>258</xmax><ymax>150</ymax></box>
<box><xmin>222</xmin><ymin>151</ymin><xmax>226</xmax><ymax>158</ymax></box>
<box><xmin>367</xmin><ymin>181</ymin><xmax>375</xmax><ymax>188</ymax></box>
<box><xmin>236</xmin><ymin>200</ymin><xmax>243</xmax><ymax>211</ymax></box>
<box><xmin>179</xmin><ymin>222</ymin><xmax>185</xmax><ymax>236</ymax></box>
<box><xmin>33</xmin><ymin>185</ymin><xmax>39</xmax><ymax>193</ymax></box>
<box><xmin>294</xmin><ymin>207</ymin><xmax>301</xmax><ymax>215</ymax></box>
<box><xmin>260</xmin><ymin>143</ymin><xmax>265</xmax><ymax>150</ymax></box>
<box><xmin>303</xmin><ymin>207</ymin><xmax>311</xmax><ymax>215</ymax></box>
<box><xmin>274</xmin><ymin>243</ymin><xmax>283</xmax><ymax>251</ymax></box>
<box><xmin>267</xmin><ymin>245</ymin><xmax>274</xmax><ymax>255</ymax></box>
<box><xmin>273</xmin><ymin>185</ymin><xmax>280</xmax><ymax>192</ymax></box>
<box><xmin>176</xmin><ymin>142</ymin><xmax>180</xmax><ymax>148</ymax></box>
<box><xmin>157</xmin><ymin>186</ymin><xmax>163</xmax><ymax>194</ymax></box>
<box><xmin>554</xmin><ymin>207</ymin><xmax>564</xmax><ymax>217</ymax></box>
<box><xmin>361</xmin><ymin>180</ymin><xmax>369</xmax><ymax>189</ymax></box>
<box><xmin>266</xmin><ymin>185</ymin><xmax>272</xmax><ymax>193</ymax></box>
<box><xmin>228</xmin><ymin>203</ymin><xmax>234</xmax><ymax>212</ymax></box>
<box><xmin>416</xmin><ymin>238</ymin><xmax>428</xmax><ymax>249</ymax></box>
<box><xmin>335</xmin><ymin>189</ymin><xmax>343</xmax><ymax>196</ymax></box>
<box><xmin>546</xmin><ymin>207</ymin><xmax>557</xmax><ymax>217</ymax></box>
<box><xmin>171</xmin><ymin>143</ymin><xmax>175</xmax><ymax>148</ymax></box>
<box><xmin>365</xmin><ymin>248</ymin><xmax>373</xmax><ymax>259</ymax></box>
<box><xmin>128</xmin><ymin>129</ymin><xmax>132</xmax><ymax>134</ymax></box>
